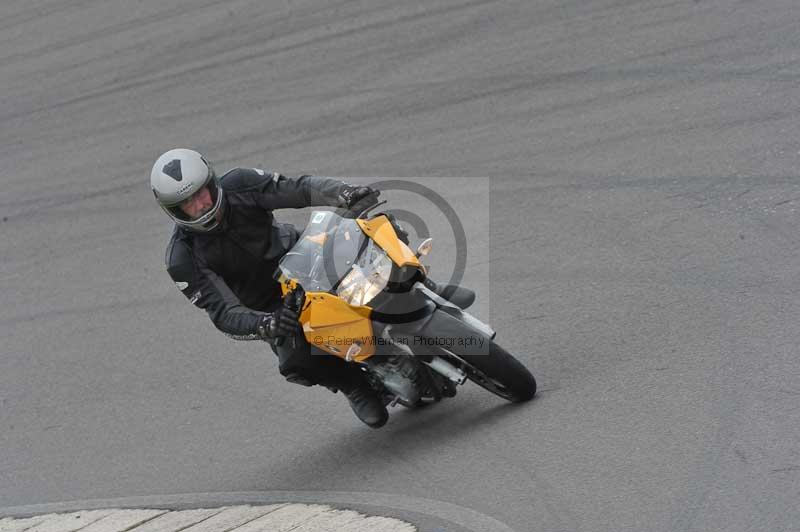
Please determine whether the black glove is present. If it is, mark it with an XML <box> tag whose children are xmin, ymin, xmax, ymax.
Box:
<box><xmin>339</xmin><ymin>185</ymin><xmax>380</xmax><ymax>209</ymax></box>
<box><xmin>257</xmin><ymin>307</ymin><xmax>303</xmax><ymax>340</ymax></box>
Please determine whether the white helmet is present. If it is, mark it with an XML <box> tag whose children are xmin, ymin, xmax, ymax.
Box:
<box><xmin>150</xmin><ymin>148</ymin><xmax>224</xmax><ymax>232</ymax></box>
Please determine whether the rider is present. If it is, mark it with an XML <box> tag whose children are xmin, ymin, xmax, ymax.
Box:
<box><xmin>150</xmin><ymin>148</ymin><xmax>390</xmax><ymax>428</ymax></box>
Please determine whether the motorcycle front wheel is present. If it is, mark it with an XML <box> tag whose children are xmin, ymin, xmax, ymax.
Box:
<box><xmin>403</xmin><ymin>309</ymin><xmax>537</xmax><ymax>402</ymax></box>
<box><xmin>449</xmin><ymin>340</ymin><xmax>536</xmax><ymax>402</ymax></box>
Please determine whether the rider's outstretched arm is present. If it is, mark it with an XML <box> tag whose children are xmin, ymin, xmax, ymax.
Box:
<box><xmin>220</xmin><ymin>167</ymin><xmax>347</xmax><ymax>210</ymax></box>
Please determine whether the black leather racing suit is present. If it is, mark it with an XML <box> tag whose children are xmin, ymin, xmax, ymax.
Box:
<box><xmin>164</xmin><ymin>167</ymin><xmax>366</xmax><ymax>390</ymax></box>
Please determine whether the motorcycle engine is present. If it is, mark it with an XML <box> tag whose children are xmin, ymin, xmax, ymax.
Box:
<box><xmin>365</xmin><ymin>353</ymin><xmax>424</xmax><ymax>406</ymax></box>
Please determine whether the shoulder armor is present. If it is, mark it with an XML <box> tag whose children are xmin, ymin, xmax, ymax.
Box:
<box><xmin>165</xmin><ymin>228</ymin><xmax>195</xmax><ymax>283</ymax></box>
<box><xmin>220</xmin><ymin>167</ymin><xmax>280</xmax><ymax>192</ymax></box>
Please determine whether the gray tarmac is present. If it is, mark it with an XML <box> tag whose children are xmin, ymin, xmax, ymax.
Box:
<box><xmin>2</xmin><ymin>1</ymin><xmax>799</xmax><ymax>531</ymax></box>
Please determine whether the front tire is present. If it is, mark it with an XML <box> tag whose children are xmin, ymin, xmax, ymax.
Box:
<box><xmin>447</xmin><ymin>341</ymin><xmax>536</xmax><ymax>402</ymax></box>
<box><xmin>408</xmin><ymin>308</ymin><xmax>536</xmax><ymax>402</ymax></box>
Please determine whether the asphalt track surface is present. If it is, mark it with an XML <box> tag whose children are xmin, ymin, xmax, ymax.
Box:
<box><xmin>2</xmin><ymin>1</ymin><xmax>799</xmax><ymax>531</ymax></box>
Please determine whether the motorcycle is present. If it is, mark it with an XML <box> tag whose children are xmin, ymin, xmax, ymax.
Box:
<box><xmin>274</xmin><ymin>201</ymin><xmax>536</xmax><ymax>409</ymax></box>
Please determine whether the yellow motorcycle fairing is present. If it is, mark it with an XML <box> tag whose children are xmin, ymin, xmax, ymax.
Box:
<box><xmin>277</xmin><ymin>213</ymin><xmax>423</xmax><ymax>362</ymax></box>
<box><xmin>357</xmin><ymin>215</ymin><xmax>421</xmax><ymax>269</ymax></box>
<box><xmin>302</xmin><ymin>292</ymin><xmax>375</xmax><ymax>362</ymax></box>
<box><xmin>279</xmin><ymin>278</ymin><xmax>375</xmax><ymax>361</ymax></box>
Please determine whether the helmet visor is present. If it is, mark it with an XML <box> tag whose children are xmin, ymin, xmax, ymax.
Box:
<box><xmin>167</xmin><ymin>181</ymin><xmax>220</xmax><ymax>222</ymax></box>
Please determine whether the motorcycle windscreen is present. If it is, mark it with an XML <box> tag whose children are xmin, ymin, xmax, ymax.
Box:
<box><xmin>276</xmin><ymin>210</ymin><xmax>366</xmax><ymax>293</ymax></box>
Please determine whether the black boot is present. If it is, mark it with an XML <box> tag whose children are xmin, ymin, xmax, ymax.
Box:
<box><xmin>423</xmin><ymin>278</ymin><xmax>476</xmax><ymax>309</ymax></box>
<box><xmin>341</xmin><ymin>384</ymin><xmax>389</xmax><ymax>428</ymax></box>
